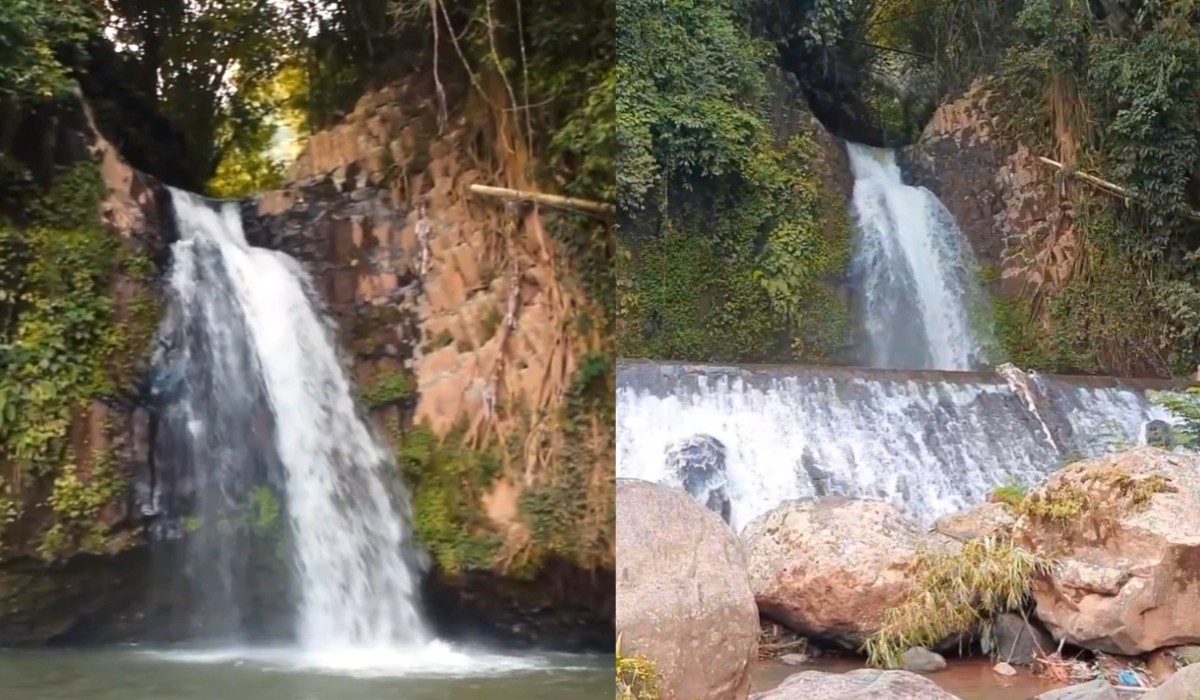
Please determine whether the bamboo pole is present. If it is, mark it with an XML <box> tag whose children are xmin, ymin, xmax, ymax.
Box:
<box><xmin>1035</xmin><ymin>156</ymin><xmax>1200</xmax><ymax>222</ymax></box>
<box><xmin>468</xmin><ymin>183</ymin><xmax>615</xmax><ymax>217</ymax></box>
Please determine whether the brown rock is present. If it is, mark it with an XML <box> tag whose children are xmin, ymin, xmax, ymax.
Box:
<box><xmin>932</xmin><ymin>501</ymin><xmax>1016</xmax><ymax>541</ymax></box>
<box><xmin>617</xmin><ymin>479</ymin><xmax>758</xmax><ymax>700</ymax></box>
<box><xmin>741</xmin><ymin>497</ymin><xmax>941</xmax><ymax>645</ymax></box>
<box><xmin>989</xmin><ymin>612</ymin><xmax>1055</xmax><ymax>666</ymax></box>
<box><xmin>1034</xmin><ymin>679</ymin><xmax>1119</xmax><ymax>700</ymax></box>
<box><xmin>1146</xmin><ymin>648</ymin><xmax>1178</xmax><ymax>685</ymax></box>
<box><xmin>1014</xmin><ymin>448</ymin><xmax>1200</xmax><ymax>655</ymax></box>
<box><xmin>1143</xmin><ymin>664</ymin><xmax>1200</xmax><ymax>700</ymax></box>
<box><xmin>750</xmin><ymin>669</ymin><xmax>963</xmax><ymax>700</ymax></box>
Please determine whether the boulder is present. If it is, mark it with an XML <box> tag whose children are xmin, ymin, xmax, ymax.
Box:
<box><xmin>1174</xmin><ymin>645</ymin><xmax>1200</xmax><ymax>665</ymax></box>
<box><xmin>750</xmin><ymin>669</ymin><xmax>963</xmax><ymax>700</ymax></box>
<box><xmin>664</xmin><ymin>434</ymin><xmax>732</xmax><ymax>524</ymax></box>
<box><xmin>616</xmin><ymin>479</ymin><xmax>758</xmax><ymax>700</ymax></box>
<box><xmin>1144</xmin><ymin>664</ymin><xmax>1200</xmax><ymax>700</ymax></box>
<box><xmin>742</xmin><ymin>497</ymin><xmax>939</xmax><ymax>645</ymax></box>
<box><xmin>932</xmin><ymin>501</ymin><xmax>1016</xmax><ymax>541</ymax></box>
<box><xmin>988</xmin><ymin>612</ymin><xmax>1055</xmax><ymax>665</ymax></box>
<box><xmin>1013</xmin><ymin>448</ymin><xmax>1200</xmax><ymax>655</ymax></box>
<box><xmin>1034</xmin><ymin>679</ymin><xmax>1120</xmax><ymax>700</ymax></box>
<box><xmin>900</xmin><ymin>647</ymin><xmax>946</xmax><ymax>673</ymax></box>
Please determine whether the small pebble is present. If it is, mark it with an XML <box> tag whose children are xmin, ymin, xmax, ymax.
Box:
<box><xmin>778</xmin><ymin>653</ymin><xmax>808</xmax><ymax>666</ymax></box>
<box><xmin>994</xmin><ymin>661</ymin><xmax>1017</xmax><ymax>676</ymax></box>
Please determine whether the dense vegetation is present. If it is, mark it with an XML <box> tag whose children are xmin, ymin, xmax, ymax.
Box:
<box><xmin>617</xmin><ymin>0</ymin><xmax>853</xmax><ymax>364</ymax></box>
<box><xmin>619</xmin><ymin>0</ymin><xmax>1200</xmax><ymax>377</ymax></box>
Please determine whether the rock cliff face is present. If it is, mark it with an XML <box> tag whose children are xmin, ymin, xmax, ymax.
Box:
<box><xmin>902</xmin><ymin>81</ymin><xmax>1075</xmax><ymax>304</ymax></box>
<box><xmin>245</xmin><ymin>78</ymin><xmax>613</xmax><ymax>649</ymax></box>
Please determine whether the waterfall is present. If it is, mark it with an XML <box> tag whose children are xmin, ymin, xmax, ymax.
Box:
<box><xmin>159</xmin><ymin>189</ymin><xmax>427</xmax><ymax>650</ymax></box>
<box><xmin>616</xmin><ymin>361</ymin><xmax>1177</xmax><ymax>531</ymax></box>
<box><xmin>847</xmin><ymin>143</ymin><xmax>989</xmax><ymax>371</ymax></box>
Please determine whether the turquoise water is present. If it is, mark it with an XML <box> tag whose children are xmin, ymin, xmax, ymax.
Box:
<box><xmin>0</xmin><ymin>646</ymin><xmax>611</xmax><ymax>699</ymax></box>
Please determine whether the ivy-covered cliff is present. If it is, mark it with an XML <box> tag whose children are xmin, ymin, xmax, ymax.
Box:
<box><xmin>617</xmin><ymin>0</ymin><xmax>856</xmax><ymax>365</ymax></box>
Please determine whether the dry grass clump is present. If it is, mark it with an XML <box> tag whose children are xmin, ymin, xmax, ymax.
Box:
<box><xmin>616</xmin><ymin>634</ymin><xmax>661</xmax><ymax>700</ymax></box>
<box><xmin>864</xmin><ymin>535</ymin><xmax>1053</xmax><ymax>669</ymax></box>
<box><xmin>1016</xmin><ymin>466</ymin><xmax>1174</xmax><ymax>525</ymax></box>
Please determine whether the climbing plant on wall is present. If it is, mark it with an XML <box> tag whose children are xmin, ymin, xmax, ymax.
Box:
<box><xmin>991</xmin><ymin>0</ymin><xmax>1200</xmax><ymax>376</ymax></box>
<box><xmin>616</xmin><ymin>0</ymin><xmax>852</xmax><ymax>364</ymax></box>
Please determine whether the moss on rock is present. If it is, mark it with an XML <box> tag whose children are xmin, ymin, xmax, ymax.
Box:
<box><xmin>0</xmin><ymin>156</ymin><xmax>159</xmax><ymax>560</ymax></box>
<box><xmin>617</xmin><ymin>129</ymin><xmax>852</xmax><ymax>364</ymax></box>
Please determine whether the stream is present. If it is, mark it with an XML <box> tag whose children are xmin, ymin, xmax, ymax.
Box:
<box><xmin>753</xmin><ymin>658</ymin><xmax>1066</xmax><ymax>699</ymax></box>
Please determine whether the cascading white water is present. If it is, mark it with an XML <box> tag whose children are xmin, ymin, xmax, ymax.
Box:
<box><xmin>167</xmin><ymin>189</ymin><xmax>427</xmax><ymax>650</ymax></box>
<box><xmin>616</xmin><ymin>362</ymin><xmax>1176</xmax><ymax>531</ymax></box>
<box><xmin>847</xmin><ymin>143</ymin><xmax>989</xmax><ymax>371</ymax></box>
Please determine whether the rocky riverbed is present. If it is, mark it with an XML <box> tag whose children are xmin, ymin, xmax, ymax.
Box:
<box><xmin>616</xmin><ymin>448</ymin><xmax>1200</xmax><ymax>699</ymax></box>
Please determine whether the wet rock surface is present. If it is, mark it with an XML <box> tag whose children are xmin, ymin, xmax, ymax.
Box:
<box><xmin>751</xmin><ymin>668</ymin><xmax>964</xmax><ymax>700</ymax></box>
<box><xmin>664</xmin><ymin>434</ymin><xmax>732</xmax><ymax>524</ymax></box>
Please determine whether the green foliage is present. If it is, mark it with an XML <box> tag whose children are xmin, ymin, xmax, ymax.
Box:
<box><xmin>206</xmin><ymin>131</ymin><xmax>286</xmax><ymax>198</ymax></box>
<box><xmin>0</xmin><ymin>160</ymin><xmax>155</xmax><ymax>559</ymax></box>
<box><xmin>1017</xmin><ymin>466</ymin><xmax>1174</xmax><ymax>527</ymax></box>
<box><xmin>246</xmin><ymin>486</ymin><xmax>281</xmax><ymax>534</ymax></box>
<box><xmin>990</xmin><ymin>478</ymin><xmax>1027</xmax><ymax>508</ymax></box>
<box><xmin>0</xmin><ymin>0</ymin><xmax>93</xmax><ymax>100</ymax></box>
<box><xmin>39</xmin><ymin>458</ymin><xmax>124</xmax><ymax>559</ymax></box>
<box><xmin>0</xmin><ymin>163</ymin><xmax>122</xmax><ymax>475</ymax></box>
<box><xmin>102</xmin><ymin>0</ymin><xmax>302</xmax><ymax>188</ymax></box>
<box><xmin>985</xmin><ymin>0</ymin><xmax>1200</xmax><ymax>376</ymax></box>
<box><xmin>514</xmin><ymin>351</ymin><xmax>614</xmax><ymax>576</ymax></box>
<box><xmin>0</xmin><ymin>477</ymin><xmax>18</xmax><ymax>551</ymax></box>
<box><xmin>398</xmin><ymin>425</ymin><xmax>503</xmax><ymax>575</ymax></box>
<box><xmin>1152</xmin><ymin>388</ymin><xmax>1200</xmax><ymax>447</ymax></box>
<box><xmin>616</xmin><ymin>0</ymin><xmax>852</xmax><ymax>364</ymax></box>
<box><xmin>362</xmin><ymin>369</ymin><xmax>413</xmax><ymax>408</ymax></box>
<box><xmin>617</xmin><ymin>131</ymin><xmax>851</xmax><ymax>363</ymax></box>
<box><xmin>987</xmin><ymin>198</ymin><xmax>1200</xmax><ymax>376</ymax></box>
<box><xmin>616</xmin><ymin>634</ymin><xmax>661</xmax><ymax>700</ymax></box>
<box><xmin>616</xmin><ymin>0</ymin><xmax>770</xmax><ymax>210</ymax></box>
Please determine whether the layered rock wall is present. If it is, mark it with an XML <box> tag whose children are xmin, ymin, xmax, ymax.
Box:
<box><xmin>247</xmin><ymin>78</ymin><xmax>613</xmax><ymax>648</ymax></box>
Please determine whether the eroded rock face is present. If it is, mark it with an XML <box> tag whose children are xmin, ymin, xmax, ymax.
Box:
<box><xmin>751</xmin><ymin>669</ymin><xmax>963</xmax><ymax>700</ymax></box>
<box><xmin>244</xmin><ymin>79</ymin><xmax>613</xmax><ymax>648</ymax></box>
<box><xmin>1014</xmin><ymin>448</ymin><xmax>1200</xmax><ymax>655</ymax></box>
<box><xmin>932</xmin><ymin>501</ymin><xmax>1016</xmax><ymax>541</ymax></box>
<box><xmin>664</xmin><ymin>434</ymin><xmax>731</xmax><ymax>524</ymax></box>
<box><xmin>741</xmin><ymin>497</ymin><xmax>939</xmax><ymax>645</ymax></box>
<box><xmin>617</xmin><ymin>479</ymin><xmax>758</xmax><ymax>700</ymax></box>
<box><xmin>902</xmin><ymin>81</ymin><xmax>1073</xmax><ymax>304</ymax></box>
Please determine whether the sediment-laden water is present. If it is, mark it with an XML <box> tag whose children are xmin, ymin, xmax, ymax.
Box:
<box><xmin>0</xmin><ymin>648</ymin><xmax>610</xmax><ymax>699</ymax></box>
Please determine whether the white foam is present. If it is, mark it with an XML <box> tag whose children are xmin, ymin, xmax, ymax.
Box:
<box><xmin>140</xmin><ymin>642</ymin><xmax>559</xmax><ymax>679</ymax></box>
<box><xmin>616</xmin><ymin>370</ymin><xmax>1173</xmax><ymax>530</ymax></box>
